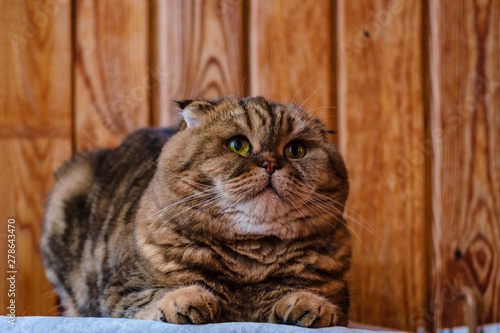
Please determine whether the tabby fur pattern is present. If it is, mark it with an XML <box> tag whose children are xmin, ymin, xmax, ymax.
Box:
<box><xmin>42</xmin><ymin>96</ymin><xmax>351</xmax><ymax>327</ymax></box>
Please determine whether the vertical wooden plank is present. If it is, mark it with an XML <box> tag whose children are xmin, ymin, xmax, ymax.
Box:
<box><xmin>249</xmin><ymin>0</ymin><xmax>336</xmax><ymax>134</ymax></box>
<box><xmin>151</xmin><ymin>0</ymin><xmax>245</xmax><ymax>127</ymax></box>
<box><xmin>338</xmin><ymin>0</ymin><xmax>427</xmax><ymax>330</ymax></box>
<box><xmin>430</xmin><ymin>0</ymin><xmax>500</xmax><ymax>328</ymax></box>
<box><xmin>75</xmin><ymin>0</ymin><xmax>149</xmax><ymax>150</ymax></box>
<box><xmin>0</xmin><ymin>140</ymin><xmax>69</xmax><ymax>316</ymax></box>
<box><xmin>0</xmin><ymin>1</ymin><xmax>71</xmax><ymax>138</ymax></box>
<box><xmin>0</xmin><ymin>0</ymin><xmax>72</xmax><ymax>316</ymax></box>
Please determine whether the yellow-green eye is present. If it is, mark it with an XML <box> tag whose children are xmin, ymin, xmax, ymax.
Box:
<box><xmin>227</xmin><ymin>136</ymin><xmax>251</xmax><ymax>155</ymax></box>
<box><xmin>284</xmin><ymin>141</ymin><xmax>306</xmax><ymax>159</ymax></box>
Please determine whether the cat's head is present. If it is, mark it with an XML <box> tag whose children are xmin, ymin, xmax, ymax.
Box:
<box><xmin>153</xmin><ymin>95</ymin><xmax>348</xmax><ymax>241</ymax></box>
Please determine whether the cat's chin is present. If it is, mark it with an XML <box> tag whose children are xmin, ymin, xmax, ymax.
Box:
<box><xmin>259</xmin><ymin>186</ymin><xmax>280</xmax><ymax>199</ymax></box>
<box><xmin>234</xmin><ymin>189</ymin><xmax>287</xmax><ymax>222</ymax></box>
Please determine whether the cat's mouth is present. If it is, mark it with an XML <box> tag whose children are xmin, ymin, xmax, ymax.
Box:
<box><xmin>258</xmin><ymin>179</ymin><xmax>281</xmax><ymax>198</ymax></box>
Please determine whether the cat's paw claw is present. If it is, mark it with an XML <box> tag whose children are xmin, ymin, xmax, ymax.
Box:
<box><xmin>270</xmin><ymin>291</ymin><xmax>340</xmax><ymax>328</ymax></box>
<box><xmin>156</xmin><ymin>286</ymin><xmax>218</xmax><ymax>324</ymax></box>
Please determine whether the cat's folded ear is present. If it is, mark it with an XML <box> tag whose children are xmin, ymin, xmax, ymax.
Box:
<box><xmin>176</xmin><ymin>100</ymin><xmax>214</xmax><ymax>129</ymax></box>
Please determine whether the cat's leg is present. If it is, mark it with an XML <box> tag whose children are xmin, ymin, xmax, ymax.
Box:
<box><xmin>268</xmin><ymin>291</ymin><xmax>344</xmax><ymax>328</ymax></box>
<box><xmin>103</xmin><ymin>285</ymin><xmax>219</xmax><ymax>324</ymax></box>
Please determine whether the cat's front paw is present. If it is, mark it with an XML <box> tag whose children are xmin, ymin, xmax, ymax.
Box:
<box><xmin>156</xmin><ymin>286</ymin><xmax>219</xmax><ymax>324</ymax></box>
<box><xmin>269</xmin><ymin>291</ymin><xmax>340</xmax><ymax>328</ymax></box>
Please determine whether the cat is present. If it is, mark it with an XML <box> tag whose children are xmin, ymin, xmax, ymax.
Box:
<box><xmin>41</xmin><ymin>95</ymin><xmax>351</xmax><ymax>327</ymax></box>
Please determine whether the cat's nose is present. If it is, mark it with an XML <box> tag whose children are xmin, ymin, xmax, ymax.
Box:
<box><xmin>262</xmin><ymin>160</ymin><xmax>279</xmax><ymax>175</ymax></box>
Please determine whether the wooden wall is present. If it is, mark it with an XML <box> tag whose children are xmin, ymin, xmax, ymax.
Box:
<box><xmin>338</xmin><ymin>0</ymin><xmax>427</xmax><ymax>329</ymax></box>
<box><xmin>1</xmin><ymin>0</ymin><xmax>499</xmax><ymax>331</ymax></box>
<box><xmin>430</xmin><ymin>0</ymin><xmax>500</xmax><ymax>328</ymax></box>
<box><xmin>0</xmin><ymin>0</ymin><xmax>72</xmax><ymax>316</ymax></box>
<box><xmin>75</xmin><ymin>0</ymin><xmax>150</xmax><ymax>149</ymax></box>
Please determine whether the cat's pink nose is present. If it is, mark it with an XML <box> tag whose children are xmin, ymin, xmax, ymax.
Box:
<box><xmin>262</xmin><ymin>160</ymin><xmax>279</xmax><ymax>175</ymax></box>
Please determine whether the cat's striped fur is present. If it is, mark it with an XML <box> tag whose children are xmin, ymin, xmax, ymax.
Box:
<box><xmin>42</xmin><ymin>96</ymin><xmax>351</xmax><ymax>327</ymax></box>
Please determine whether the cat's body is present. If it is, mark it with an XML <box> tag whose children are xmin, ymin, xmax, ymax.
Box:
<box><xmin>42</xmin><ymin>96</ymin><xmax>351</xmax><ymax>327</ymax></box>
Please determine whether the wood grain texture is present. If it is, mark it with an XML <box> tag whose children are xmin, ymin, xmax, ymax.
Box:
<box><xmin>75</xmin><ymin>0</ymin><xmax>149</xmax><ymax>150</ymax></box>
<box><xmin>249</xmin><ymin>0</ymin><xmax>336</xmax><ymax>134</ymax></box>
<box><xmin>338</xmin><ymin>0</ymin><xmax>427</xmax><ymax>330</ymax></box>
<box><xmin>151</xmin><ymin>0</ymin><xmax>245</xmax><ymax>127</ymax></box>
<box><xmin>0</xmin><ymin>0</ymin><xmax>72</xmax><ymax>316</ymax></box>
<box><xmin>0</xmin><ymin>0</ymin><xmax>71</xmax><ymax>138</ymax></box>
<box><xmin>430</xmin><ymin>0</ymin><xmax>500</xmax><ymax>328</ymax></box>
<box><xmin>0</xmin><ymin>139</ymin><xmax>70</xmax><ymax>317</ymax></box>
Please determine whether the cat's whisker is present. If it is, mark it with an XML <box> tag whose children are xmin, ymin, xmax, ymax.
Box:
<box><xmin>312</xmin><ymin>203</ymin><xmax>371</xmax><ymax>253</ymax></box>
<box><xmin>299</xmin><ymin>84</ymin><xmax>322</xmax><ymax>109</ymax></box>
<box><xmin>146</xmin><ymin>159</ymin><xmax>216</xmax><ymax>189</ymax></box>
<box><xmin>287</xmin><ymin>192</ymin><xmax>312</xmax><ymax>228</ymax></box>
<box><xmin>306</xmin><ymin>194</ymin><xmax>373</xmax><ymax>231</ymax></box>
<box><xmin>142</xmin><ymin>188</ymin><xmax>218</xmax><ymax>224</ymax></box>
<box><xmin>289</xmin><ymin>191</ymin><xmax>337</xmax><ymax>227</ymax></box>
<box><xmin>149</xmin><ymin>194</ymin><xmax>227</xmax><ymax>241</ymax></box>
<box><xmin>240</xmin><ymin>75</ymin><xmax>248</xmax><ymax>97</ymax></box>
<box><xmin>304</xmin><ymin>188</ymin><xmax>372</xmax><ymax>227</ymax></box>
<box><xmin>150</xmin><ymin>187</ymin><xmax>241</xmax><ymax>239</ymax></box>
<box><xmin>309</xmin><ymin>191</ymin><xmax>378</xmax><ymax>236</ymax></box>
<box><xmin>195</xmin><ymin>188</ymin><xmax>247</xmax><ymax>221</ymax></box>
<box><xmin>286</xmin><ymin>187</ymin><xmax>370</xmax><ymax>249</ymax></box>
<box><xmin>306</xmin><ymin>196</ymin><xmax>356</xmax><ymax>223</ymax></box>
<box><xmin>289</xmin><ymin>77</ymin><xmax>315</xmax><ymax>106</ymax></box>
<box><xmin>145</xmin><ymin>189</ymin><xmax>219</xmax><ymax>231</ymax></box>
<box><xmin>178</xmin><ymin>192</ymin><xmax>235</xmax><ymax>226</ymax></box>
<box><xmin>305</xmin><ymin>106</ymin><xmax>338</xmax><ymax>114</ymax></box>
<box><xmin>215</xmin><ymin>190</ymin><xmax>249</xmax><ymax>219</ymax></box>
<box><xmin>307</xmin><ymin>197</ymin><xmax>384</xmax><ymax>244</ymax></box>
<box><xmin>176</xmin><ymin>179</ymin><xmax>245</xmax><ymax>222</ymax></box>
<box><xmin>172</xmin><ymin>189</ymin><xmax>248</xmax><ymax>239</ymax></box>
<box><xmin>293</xmin><ymin>194</ymin><xmax>371</xmax><ymax>253</ymax></box>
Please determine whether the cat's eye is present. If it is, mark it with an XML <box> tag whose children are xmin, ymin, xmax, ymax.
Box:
<box><xmin>226</xmin><ymin>136</ymin><xmax>251</xmax><ymax>155</ymax></box>
<box><xmin>284</xmin><ymin>141</ymin><xmax>306</xmax><ymax>159</ymax></box>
